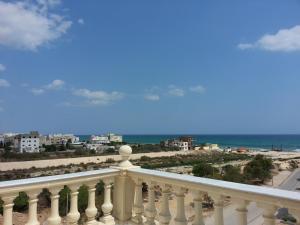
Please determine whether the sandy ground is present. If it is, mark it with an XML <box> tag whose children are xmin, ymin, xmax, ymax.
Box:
<box><xmin>2</xmin><ymin>149</ymin><xmax>300</xmax><ymax>171</ymax></box>
<box><xmin>0</xmin><ymin>150</ymin><xmax>192</xmax><ymax>171</ymax></box>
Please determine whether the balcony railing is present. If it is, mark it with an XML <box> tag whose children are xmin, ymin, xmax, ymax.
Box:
<box><xmin>0</xmin><ymin>145</ymin><xmax>299</xmax><ymax>225</ymax></box>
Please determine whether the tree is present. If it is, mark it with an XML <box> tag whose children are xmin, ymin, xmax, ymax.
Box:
<box><xmin>243</xmin><ymin>154</ymin><xmax>273</xmax><ymax>183</ymax></box>
<box><xmin>222</xmin><ymin>165</ymin><xmax>244</xmax><ymax>183</ymax></box>
<box><xmin>192</xmin><ymin>162</ymin><xmax>218</xmax><ymax>178</ymax></box>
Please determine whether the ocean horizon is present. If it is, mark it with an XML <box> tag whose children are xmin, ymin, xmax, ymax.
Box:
<box><xmin>78</xmin><ymin>134</ymin><xmax>300</xmax><ymax>152</ymax></box>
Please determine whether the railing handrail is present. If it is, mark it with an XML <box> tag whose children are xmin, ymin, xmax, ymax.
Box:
<box><xmin>0</xmin><ymin>168</ymin><xmax>119</xmax><ymax>195</ymax></box>
<box><xmin>128</xmin><ymin>167</ymin><xmax>300</xmax><ymax>209</ymax></box>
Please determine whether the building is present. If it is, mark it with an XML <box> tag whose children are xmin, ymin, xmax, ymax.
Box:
<box><xmin>178</xmin><ymin>136</ymin><xmax>193</xmax><ymax>150</ymax></box>
<box><xmin>86</xmin><ymin>144</ymin><xmax>115</xmax><ymax>153</ymax></box>
<box><xmin>14</xmin><ymin>131</ymin><xmax>40</xmax><ymax>153</ymax></box>
<box><xmin>48</xmin><ymin>134</ymin><xmax>80</xmax><ymax>145</ymax></box>
<box><xmin>0</xmin><ymin>135</ymin><xmax>4</xmax><ymax>147</ymax></box>
<box><xmin>90</xmin><ymin>135</ymin><xmax>110</xmax><ymax>144</ymax></box>
<box><xmin>172</xmin><ymin>140</ymin><xmax>189</xmax><ymax>151</ymax></box>
<box><xmin>161</xmin><ymin>139</ymin><xmax>189</xmax><ymax>151</ymax></box>
<box><xmin>107</xmin><ymin>133</ymin><xmax>123</xmax><ymax>143</ymax></box>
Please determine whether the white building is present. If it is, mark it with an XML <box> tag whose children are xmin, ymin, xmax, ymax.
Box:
<box><xmin>14</xmin><ymin>131</ymin><xmax>40</xmax><ymax>153</ymax></box>
<box><xmin>90</xmin><ymin>135</ymin><xmax>110</xmax><ymax>144</ymax></box>
<box><xmin>167</xmin><ymin>140</ymin><xmax>188</xmax><ymax>151</ymax></box>
<box><xmin>108</xmin><ymin>133</ymin><xmax>123</xmax><ymax>143</ymax></box>
<box><xmin>48</xmin><ymin>134</ymin><xmax>80</xmax><ymax>145</ymax></box>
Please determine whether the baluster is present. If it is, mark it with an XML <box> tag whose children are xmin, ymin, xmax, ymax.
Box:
<box><xmin>131</xmin><ymin>178</ymin><xmax>144</xmax><ymax>225</ymax></box>
<box><xmin>66</xmin><ymin>184</ymin><xmax>81</xmax><ymax>225</ymax></box>
<box><xmin>211</xmin><ymin>194</ymin><xmax>224</xmax><ymax>225</ymax></box>
<box><xmin>234</xmin><ymin>199</ymin><xmax>249</xmax><ymax>225</ymax></box>
<box><xmin>47</xmin><ymin>187</ymin><xmax>62</xmax><ymax>225</ymax></box>
<box><xmin>25</xmin><ymin>190</ymin><xmax>41</xmax><ymax>225</ymax></box>
<box><xmin>145</xmin><ymin>181</ymin><xmax>157</xmax><ymax>225</ymax></box>
<box><xmin>100</xmin><ymin>178</ymin><xmax>115</xmax><ymax>225</ymax></box>
<box><xmin>158</xmin><ymin>184</ymin><xmax>171</xmax><ymax>225</ymax></box>
<box><xmin>2</xmin><ymin>195</ymin><xmax>17</xmax><ymax>225</ymax></box>
<box><xmin>85</xmin><ymin>182</ymin><xmax>98</xmax><ymax>225</ymax></box>
<box><xmin>257</xmin><ymin>203</ymin><xmax>277</xmax><ymax>225</ymax></box>
<box><xmin>174</xmin><ymin>187</ymin><xmax>187</xmax><ymax>225</ymax></box>
<box><xmin>192</xmin><ymin>190</ymin><xmax>205</xmax><ymax>225</ymax></box>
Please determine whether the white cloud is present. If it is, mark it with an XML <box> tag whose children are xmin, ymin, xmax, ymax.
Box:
<box><xmin>44</xmin><ymin>79</ymin><xmax>65</xmax><ymax>90</ymax></box>
<box><xmin>73</xmin><ymin>88</ymin><xmax>124</xmax><ymax>105</ymax></box>
<box><xmin>238</xmin><ymin>25</ymin><xmax>300</xmax><ymax>52</ymax></box>
<box><xmin>0</xmin><ymin>79</ymin><xmax>10</xmax><ymax>87</ymax></box>
<box><xmin>168</xmin><ymin>85</ymin><xmax>185</xmax><ymax>97</ymax></box>
<box><xmin>0</xmin><ymin>0</ymin><xmax>72</xmax><ymax>51</ymax></box>
<box><xmin>30</xmin><ymin>88</ymin><xmax>45</xmax><ymax>95</ymax></box>
<box><xmin>145</xmin><ymin>94</ymin><xmax>160</xmax><ymax>101</ymax></box>
<box><xmin>190</xmin><ymin>85</ymin><xmax>206</xmax><ymax>94</ymax></box>
<box><xmin>78</xmin><ymin>18</ymin><xmax>84</xmax><ymax>25</ymax></box>
<box><xmin>30</xmin><ymin>79</ymin><xmax>65</xmax><ymax>95</ymax></box>
<box><xmin>0</xmin><ymin>64</ymin><xmax>6</xmax><ymax>72</ymax></box>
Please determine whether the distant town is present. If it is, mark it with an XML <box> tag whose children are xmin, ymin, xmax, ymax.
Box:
<box><xmin>0</xmin><ymin>131</ymin><xmax>123</xmax><ymax>154</ymax></box>
<box><xmin>0</xmin><ymin>131</ymin><xmax>240</xmax><ymax>156</ymax></box>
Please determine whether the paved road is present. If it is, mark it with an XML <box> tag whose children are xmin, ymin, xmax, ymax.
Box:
<box><xmin>279</xmin><ymin>168</ymin><xmax>300</xmax><ymax>191</ymax></box>
<box><xmin>204</xmin><ymin>169</ymin><xmax>300</xmax><ymax>225</ymax></box>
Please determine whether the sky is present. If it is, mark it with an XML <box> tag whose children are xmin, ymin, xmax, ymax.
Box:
<box><xmin>0</xmin><ymin>0</ymin><xmax>300</xmax><ymax>134</ymax></box>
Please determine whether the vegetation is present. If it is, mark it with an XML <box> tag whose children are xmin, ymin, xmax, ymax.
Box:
<box><xmin>139</xmin><ymin>152</ymin><xmax>250</xmax><ymax>169</ymax></box>
<box><xmin>243</xmin><ymin>155</ymin><xmax>273</xmax><ymax>183</ymax></box>
<box><xmin>192</xmin><ymin>162</ymin><xmax>218</xmax><ymax>178</ymax></box>
<box><xmin>192</xmin><ymin>154</ymin><xmax>273</xmax><ymax>184</ymax></box>
<box><xmin>131</xmin><ymin>144</ymin><xmax>179</xmax><ymax>153</ymax></box>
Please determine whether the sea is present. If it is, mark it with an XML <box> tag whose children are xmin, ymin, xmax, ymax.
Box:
<box><xmin>78</xmin><ymin>135</ymin><xmax>300</xmax><ymax>152</ymax></box>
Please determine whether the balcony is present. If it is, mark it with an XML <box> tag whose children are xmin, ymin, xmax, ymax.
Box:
<box><xmin>0</xmin><ymin>145</ymin><xmax>300</xmax><ymax>225</ymax></box>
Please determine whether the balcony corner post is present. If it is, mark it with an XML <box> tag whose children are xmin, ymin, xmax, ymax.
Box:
<box><xmin>112</xmin><ymin>145</ymin><xmax>137</xmax><ymax>223</ymax></box>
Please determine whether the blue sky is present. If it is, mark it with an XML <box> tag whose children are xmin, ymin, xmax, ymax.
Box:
<box><xmin>0</xmin><ymin>0</ymin><xmax>300</xmax><ymax>134</ymax></box>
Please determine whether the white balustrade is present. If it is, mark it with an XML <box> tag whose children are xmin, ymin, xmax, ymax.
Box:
<box><xmin>210</xmin><ymin>194</ymin><xmax>224</xmax><ymax>225</ymax></box>
<box><xmin>192</xmin><ymin>190</ymin><xmax>205</xmax><ymax>225</ymax></box>
<box><xmin>100</xmin><ymin>178</ymin><xmax>115</xmax><ymax>225</ymax></box>
<box><xmin>85</xmin><ymin>182</ymin><xmax>98</xmax><ymax>225</ymax></box>
<box><xmin>47</xmin><ymin>187</ymin><xmax>62</xmax><ymax>225</ymax></box>
<box><xmin>0</xmin><ymin>145</ymin><xmax>300</xmax><ymax>225</ymax></box>
<box><xmin>25</xmin><ymin>190</ymin><xmax>41</xmax><ymax>225</ymax></box>
<box><xmin>66</xmin><ymin>184</ymin><xmax>81</xmax><ymax>225</ymax></box>
<box><xmin>158</xmin><ymin>184</ymin><xmax>171</xmax><ymax>225</ymax></box>
<box><xmin>2</xmin><ymin>195</ymin><xmax>16</xmax><ymax>225</ymax></box>
<box><xmin>234</xmin><ymin>199</ymin><xmax>249</xmax><ymax>225</ymax></box>
<box><xmin>131</xmin><ymin>178</ymin><xmax>144</xmax><ymax>225</ymax></box>
<box><xmin>174</xmin><ymin>187</ymin><xmax>188</xmax><ymax>225</ymax></box>
<box><xmin>257</xmin><ymin>203</ymin><xmax>277</xmax><ymax>225</ymax></box>
<box><xmin>145</xmin><ymin>181</ymin><xmax>157</xmax><ymax>225</ymax></box>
